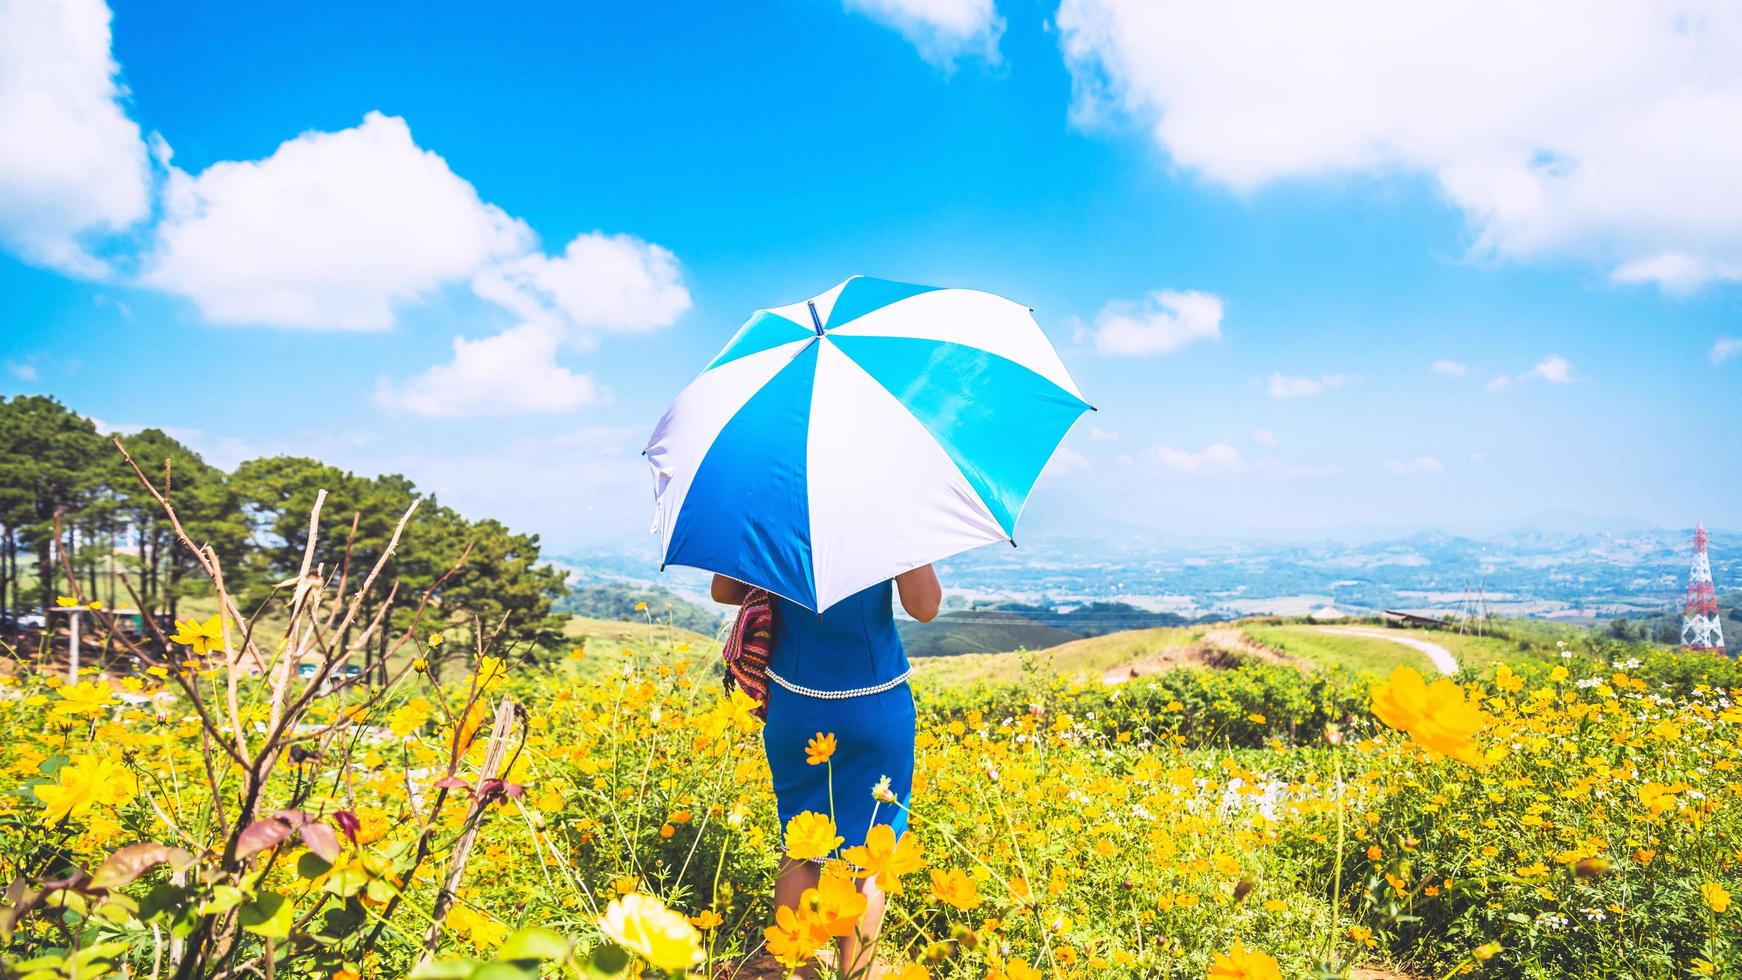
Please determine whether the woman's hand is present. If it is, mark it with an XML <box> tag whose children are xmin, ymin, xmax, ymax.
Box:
<box><xmin>895</xmin><ymin>564</ymin><xmax>941</xmax><ymax>622</ymax></box>
<box><xmin>711</xmin><ymin>575</ymin><xmax>750</xmax><ymax>605</ymax></box>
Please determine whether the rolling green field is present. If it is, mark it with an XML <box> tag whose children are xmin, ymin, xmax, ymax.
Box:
<box><xmin>910</xmin><ymin>625</ymin><xmax>1201</xmax><ymax>685</ymax></box>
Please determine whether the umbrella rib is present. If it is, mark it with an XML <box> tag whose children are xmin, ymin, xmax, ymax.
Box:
<box><xmin>806</xmin><ymin>301</ymin><xmax>824</xmax><ymax>336</ymax></box>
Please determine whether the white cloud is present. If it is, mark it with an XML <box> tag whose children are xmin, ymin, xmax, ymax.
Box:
<box><xmin>1528</xmin><ymin>354</ymin><xmax>1574</xmax><ymax>384</ymax></box>
<box><xmin>1487</xmin><ymin>353</ymin><xmax>1575</xmax><ymax>390</ymax></box>
<box><xmin>1082</xmin><ymin>289</ymin><xmax>1223</xmax><ymax>356</ymax></box>
<box><xmin>842</xmin><ymin>0</ymin><xmax>1003</xmax><ymax>64</ymax></box>
<box><xmin>1430</xmin><ymin>359</ymin><xmax>1468</xmax><ymax>378</ymax></box>
<box><xmin>376</xmin><ymin>321</ymin><xmax>602</xmax><ymax>417</ymax></box>
<box><xmin>1252</xmin><ymin>428</ymin><xmax>1276</xmax><ymax>445</ymax></box>
<box><xmin>1154</xmin><ymin>442</ymin><xmax>1242</xmax><ymax>473</ymax></box>
<box><xmin>1384</xmin><ymin>456</ymin><xmax>1446</xmax><ymax>476</ymax></box>
<box><xmin>6</xmin><ymin>359</ymin><xmax>38</xmax><ymax>381</ymax></box>
<box><xmin>143</xmin><ymin>112</ymin><xmax>531</xmax><ymax>330</ymax></box>
<box><xmin>0</xmin><ymin>0</ymin><xmax>150</xmax><ymax>275</ymax></box>
<box><xmin>1709</xmin><ymin>337</ymin><xmax>1742</xmax><ymax>365</ymax></box>
<box><xmin>1267</xmin><ymin>372</ymin><xmax>1356</xmax><ymax>399</ymax></box>
<box><xmin>478</xmin><ymin>232</ymin><xmax>691</xmax><ymax>335</ymax></box>
<box><xmin>1057</xmin><ymin>0</ymin><xmax>1742</xmax><ymax>290</ymax></box>
<box><xmin>1086</xmin><ymin>424</ymin><xmax>1120</xmax><ymax>442</ymax></box>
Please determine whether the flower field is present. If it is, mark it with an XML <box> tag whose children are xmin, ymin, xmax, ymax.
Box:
<box><xmin>2</xmin><ymin>612</ymin><xmax>1739</xmax><ymax>979</ymax></box>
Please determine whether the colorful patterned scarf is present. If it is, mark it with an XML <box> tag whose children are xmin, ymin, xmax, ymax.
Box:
<box><xmin>722</xmin><ymin>588</ymin><xmax>774</xmax><ymax>719</ymax></box>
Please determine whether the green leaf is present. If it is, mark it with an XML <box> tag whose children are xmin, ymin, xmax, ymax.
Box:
<box><xmin>239</xmin><ymin>890</ymin><xmax>293</xmax><ymax>939</ymax></box>
<box><xmin>38</xmin><ymin>753</ymin><xmax>69</xmax><ymax>778</ymax></box>
<box><xmin>197</xmin><ymin>885</ymin><xmax>244</xmax><ymax>916</ymax></box>
<box><xmin>321</xmin><ymin>866</ymin><xmax>368</xmax><ymax>898</ymax></box>
<box><xmin>296</xmin><ymin>851</ymin><xmax>334</xmax><ymax>880</ymax></box>
<box><xmin>469</xmin><ymin>964</ymin><xmax>537</xmax><ymax>980</ymax></box>
<box><xmin>586</xmin><ymin>944</ymin><xmax>631</xmax><ymax>977</ymax></box>
<box><xmin>363</xmin><ymin>878</ymin><xmax>397</xmax><ymax>904</ymax></box>
<box><xmin>497</xmin><ymin>926</ymin><xmax>571</xmax><ymax>962</ymax></box>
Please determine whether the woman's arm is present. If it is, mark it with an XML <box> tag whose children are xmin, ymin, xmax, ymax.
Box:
<box><xmin>711</xmin><ymin>574</ymin><xmax>750</xmax><ymax>605</ymax></box>
<box><xmin>895</xmin><ymin>564</ymin><xmax>941</xmax><ymax>623</ymax></box>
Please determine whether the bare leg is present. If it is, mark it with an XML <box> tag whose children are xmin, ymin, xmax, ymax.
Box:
<box><xmin>774</xmin><ymin>858</ymin><xmax>822</xmax><ymax>978</ymax></box>
<box><xmin>839</xmin><ymin>874</ymin><xmax>888</xmax><ymax>979</ymax></box>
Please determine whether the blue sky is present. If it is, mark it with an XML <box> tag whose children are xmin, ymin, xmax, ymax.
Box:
<box><xmin>3</xmin><ymin>0</ymin><xmax>1740</xmax><ymax>552</ymax></box>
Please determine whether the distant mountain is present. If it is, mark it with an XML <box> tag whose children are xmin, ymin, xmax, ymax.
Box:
<box><xmin>554</xmin><ymin>583</ymin><xmax>724</xmax><ymax>636</ymax></box>
<box><xmin>899</xmin><ymin>610</ymin><xmax>1082</xmax><ymax>658</ymax></box>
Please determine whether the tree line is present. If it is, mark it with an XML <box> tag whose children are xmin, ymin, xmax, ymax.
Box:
<box><xmin>0</xmin><ymin>395</ymin><xmax>569</xmax><ymax>664</ymax></box>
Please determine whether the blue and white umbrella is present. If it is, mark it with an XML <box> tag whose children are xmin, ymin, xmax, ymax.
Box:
<box><xmin>645</xmin><ymin>276</ymin><xmax>1091</xmax><ymax>612</ymax></box>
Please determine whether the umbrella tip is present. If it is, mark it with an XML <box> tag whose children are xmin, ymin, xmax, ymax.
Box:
<box><xmin>1009</xmin><ymin>538</ymin><xmax>1018</xmax><ymax>548</ymax></box>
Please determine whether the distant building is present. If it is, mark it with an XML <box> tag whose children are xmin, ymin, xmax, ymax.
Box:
<box><xmin>1308</xmin><ymin>606</ymin><xmax>1347</xmax><ymax>621</ymax></box>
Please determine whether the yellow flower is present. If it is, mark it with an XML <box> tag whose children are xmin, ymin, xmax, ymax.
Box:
<box><xmin>784</xmin><ymin>811</ymin><xmax>844</xmax><ymax>861</ymax></box>
<box><xmin>1473</xmin><ymin>942</ymin><xmax>1502</xmax><ymax>962</ymax></box>
<box><xmin>1370</xmin><ymin>666</ymin><xmax>1490</xmax><ymax>764</ymax></box>
<box><xmin>36</xmin><ymin>756</ymin><xmax>137</xmax><ymax>826</ymax></box>
<box><xmin>598</xmin><ymin>893</ymin><xmax>702</xmax><ymax>971</ymax></box>
<box><xmin>805</xmin><ymin>732</ymin><xmax>837</xmax><ymax>766</ymax></box>
<box><xmin>475</xmin><ymin>655</ymin><xmax>508</xmax><ymax>691</ymax></box>
<box><xmin>386</xmin><ymin>697</ymin><xmax>434</xmax><ymax>738</ymax></box>
<box><xmin>445</xmin><ymin>904</ymin><xmax>508</xmax><ymax>950</ymax></box>
<box><xmin>428</xmin><ymin>632</ymin><xmax>445</xmax><ymax>648</ymax></box>
<box><xmin>1493</xmin><ymin>664</ymin><xmax>1524</xmax><ymax>693</ymax></box>
<box><xmin>842</xmin><ymin>824</ymin><xmax>924</xmax><ymax>895</ymax></box>
<box><xmin>55</xmin><ymin>595</ymin><xmax>79</xmax><ymax>608</ymax></box>
<box><xmin>1702</xmin><ymin>882</ymin><xmax>1732</xmax><ymax>914</ymax></box>
<box><xmin>930</xmin><ymin>867</ymin><xmax>982</xmax><ymax>909</ymax></box>
<box><xmin>1005</xmin><ymin>960</ymin><xmax>1043</xmax><ymax>980</ymax></box>
<box><xmin>1207</xmin><ymin>940</ymin><xmax>1282</xmax><ymax>980</ymax></box>
<box><xmin>51</xmin><ymin>680</ymin><xmax>114</xmax><ymax>720</ymax></box>
<box><xmin>688</xmin><ymin>909</ymin><xmax>722</xmax><ymax>930</ymax></box>
<box><xmin>169</xmin><ymin>614</ymin><xmax>224</xmax><ymax>656</ymax></box>
<box><xmin>764</xmin><ymin>904</ymin><xmax>829</xmax><ymax>969</ymax></box>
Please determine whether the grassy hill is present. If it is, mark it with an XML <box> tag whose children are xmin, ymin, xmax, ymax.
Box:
<box><xmin>554</xmin><ymin>582</ymin><xmax>722</xmax><ymax>635</ymax></box>
<box><xmin>898</xmin><ymin>609</ymin><xmax>1082</xmax><ymax>658</ymax></box>
<box><xmin>912</xmin><ymin>626</ymin><xmax>1201</xmax><ymax>686</ymax></box>
<box><xmin>558</xmin><ymin>615</ymin><xmax>718</xmax><ymax>680</ymax></box>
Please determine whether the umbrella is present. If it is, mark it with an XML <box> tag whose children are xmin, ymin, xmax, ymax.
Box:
<box><xmin>645</xmin><ymin>275</ymin><xmax>1091</xmax><ymax>612</ymax></box>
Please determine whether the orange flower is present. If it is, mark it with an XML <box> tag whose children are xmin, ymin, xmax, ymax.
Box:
<box><xmin>805</xmin><ymin>732</ymin><xmax>837</xmax><ymax>766</ymax></box>
<box><xmin>764</xmin><ymin>904</ymin><xmax>829</xmax><ymax>969</ymax></box>
<box><xmin>1207</xmin><ymin>940</ymin><xmax>1282</xmax><ymax>980</ymax></box>
<box><xmin>842</xmin><ymin>824</ymin><xmax>925</xmax><ymax>895</ymax></box>
<box><xmin>784</xmin><ymin>811</ymin><xmax>844</xmax><ymax>861</ymax></box>
<box><xmin>1370</xmin><ymin>666</ymin><xmax>1490</xmax><ymax>764</ymax></box>
<box><xmin>803</xmin><ymin>867</ymin><xmax>869</xmax><ymax>937</ymax></box>
<box><xmin>929</xmin><ymin>867</ymin><xmax>982</xmax><ymax>909</ymax></box>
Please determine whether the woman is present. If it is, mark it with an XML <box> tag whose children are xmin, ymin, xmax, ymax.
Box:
<box><xmin>713</xmin><ymin>565</ymin><xmax>941</xmax><ymax>977</ymax></box>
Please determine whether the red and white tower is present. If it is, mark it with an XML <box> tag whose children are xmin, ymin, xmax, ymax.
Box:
<box><xmin>1681</xmin><ymin>523</ymin><xmax>1725</xmax><ymax>655</ymax></box>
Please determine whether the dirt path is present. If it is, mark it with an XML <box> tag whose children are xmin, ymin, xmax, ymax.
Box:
<box><xmin>1311</xmin><ymin>626</ymin><xmax>1458</xmax><ymax>675</ymax></box>
<box><xmin>1100</xmin><ymin>626</ymin><xmax>1309</xmax><ymax>684</ymax></box>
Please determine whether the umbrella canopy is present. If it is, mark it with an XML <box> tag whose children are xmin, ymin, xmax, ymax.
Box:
<box><xmin>645</xmin><ymin>276</ymin><xmax>1090</xmax><ymax>612</ymax></box>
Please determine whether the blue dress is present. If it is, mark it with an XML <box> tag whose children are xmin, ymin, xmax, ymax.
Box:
<box><xmin>763</xmin><ymin>580</ymin><xmax>915</xmax><ymax>855</ymax></box>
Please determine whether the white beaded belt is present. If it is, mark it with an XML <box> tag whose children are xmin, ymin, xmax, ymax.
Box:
<box><xmin>766</xmin><ymin>666</ymin><xmax>913</xmax><ymax>700</ymax></box>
